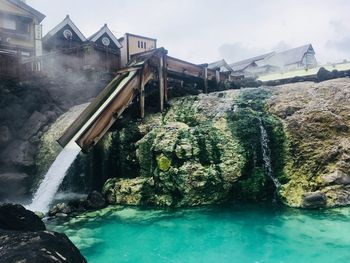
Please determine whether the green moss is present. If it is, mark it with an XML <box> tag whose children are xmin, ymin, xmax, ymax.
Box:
<box><xmin>230</xmin><ymin>167</ymin><xmax>270</xmax><ymax>201</ymax></box>
<box><xmin>157</xmin><ymin>154</ymin><xmax>172</xmax><ymax>171</ymax></box>
<box><xmin>137</xmin><ymin>131</ymin><xmax>157</xmax><ymax>177</ymax></box>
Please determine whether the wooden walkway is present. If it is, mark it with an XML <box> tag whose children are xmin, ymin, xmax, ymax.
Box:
<box><xmin>58</xmin><ymin>48</ymin><xmax>229</xmax><ymax>151</ymax></box>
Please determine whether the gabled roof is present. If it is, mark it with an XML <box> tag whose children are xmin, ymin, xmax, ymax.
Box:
<box><xmin>264</xmin><ymin>44</ymin><xmax>315</xmax><ymax>67</ymax></box>
<box><xmin>208</xmin><ymin>59</ymin><xmax>233</xmax><ymax>72</ymax></box>
<box><xmin>88</xmin><ymin>24</ymin><xmax>122</xmax><ymax>48</ymax></box>
<box><xmin>230</xmin><ymin>52</ymin><xmax>275</xmax><ymax>71</ymax></box>
<box><xmin>7</xmin><ymin>0</ymin><xmax>45</xmax><ymax>22</ymax></box>
<box><xmin>43</xmin><ymin>15</ymin><xmax>87</xmax><ymax>42</ymax></box>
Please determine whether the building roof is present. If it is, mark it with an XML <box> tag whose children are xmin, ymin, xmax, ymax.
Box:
<box><xmin>264</xmin><ymin>44</ymin><xmax>315</xmax><ymax>67</ymax></box>
<box><xmin>208</xmin><ymin>59</ymin><xmax>233</xmax><ymax>72</ymax></box>
<box><xmin>43</xmin><ymin>15</ymin><xmax>87</xmax><ymax>42</ymax></box>
<box><xmin>88</xmin><ymin>24</ymin><xmax>122</xmax><ymax>48</ymax></box>
<box><xmin>7</xmin><ymin>0</ymin><xmax>45</xmax><ymax>22</ymax></box>
<box><xmin>229</xmin><ymin>52</ymin><xmax>275</xmax><ymax>71</ymax></box>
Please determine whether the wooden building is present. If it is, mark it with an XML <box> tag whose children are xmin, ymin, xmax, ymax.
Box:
<box><xmin>0</xmin><ymin>0</ymin><xmax>45</xmax><ymax>77</ymax></box>
<box><xmin>119</xmin><ymin>33</ymin><xmax>157</xmax><ymax>66</ymax></box>
<box><xmin>264</xmin><ymin>44</ymin><xmax>317</xmax><ymax>71</ymax></box>
<box><xmin>86</xmin><ymin>23</ymin><xmax>122</xmax><ymax>72</ymax></box>
<box><xmin>230</xmin><ymin>44</ymin><xmax>318</xmax><ymax>78</ymax></box>
<box><xmin>42</xmin><ymin>16</ymin><xmax>122</xmax><ymax>76</ymax></box>
<box><xmin>230</xmin><ymin>52</ymin><xmax>275</xmax><ymax>78</ymax></box>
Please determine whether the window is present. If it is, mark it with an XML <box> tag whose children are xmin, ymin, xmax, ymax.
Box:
<box><xmin>16</xmin><ymin>21</ymin><xmax>29</xmax><ymax>34</ymax></box>
<box><xmin>137</xmin><ymin>41</ymin><xmax>140</xmax><ymax>48</ymax></box>
<box><xmin>144</xmin><ymin>42</ymin><xmax>147</xmax><ymax>49</ymax></box>
<box><xmin>141</xmin><ymin>41</ymin><xmax>143</xmax><ymax>48</ymax></box>
<box><xmin>2</xmin><ymin>18</ymin><xmax>16</xmax><ymax>30</ymax></box>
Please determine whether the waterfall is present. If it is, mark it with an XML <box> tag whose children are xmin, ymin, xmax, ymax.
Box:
<box><xmin>258</xmin><ymin>118</ymin><xmax>281</xmax><ymax>188</ymax></box>
<box><xmin>26</xmin><ymin>73</ymin><xmax>139</xmax><ymax>213</ymax></box>
<box><xmin>26</xmin><ymin>141</ymin><xmax>81</xmax><ymax>213</ymax></box>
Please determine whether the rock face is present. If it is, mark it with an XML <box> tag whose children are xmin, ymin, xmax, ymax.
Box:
<box><xmin>267</xmin><ymin>78</ymin><xmax>350</xmax><ymax>208</ymax></box>
<box><xmin>102</xmin><ymin>91</ymin><xmax>270</xmax><ymax>207</ymax></box>
<box><xmin>99</xmin><ymin>78</ymin><xmax>350</xmax><ymax>208</ymax></box>
<box><xmin>0</xmin><ymin>204</ymin><xmax>87</xmax><ymax>263</ymax></box>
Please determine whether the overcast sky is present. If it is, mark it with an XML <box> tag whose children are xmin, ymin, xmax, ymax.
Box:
<box><xmin>28</xmin><ymin>0</ymin><xmax>350</xmax><ymax>64</ymax></box>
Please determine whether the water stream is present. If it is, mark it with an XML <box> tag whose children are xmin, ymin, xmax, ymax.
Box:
<box><xmin>258</xmin><ymin>118</ymin><xmax>281</xmax><ymax>188</ymax></box>
<box><xmin>27</xmin><ymin>71</ymin><xmax>137</xmax><ymax>213</ymax></box>
<box><xmin>26</xmin><ymin>141</ymin><xmax>81</xmax><ymax>213</ymax></box>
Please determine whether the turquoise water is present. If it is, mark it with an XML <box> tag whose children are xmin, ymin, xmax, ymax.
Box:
<box><xmin>48</xmin><ymin>204</ymin><xmax>350</xmax><ymax>263</ymax></box>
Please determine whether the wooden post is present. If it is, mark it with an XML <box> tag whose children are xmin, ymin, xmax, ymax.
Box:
<box><xmin>139</xmin><ymin>70</ymin><xmax>145</xmax><ymax>119</ymax></box>
<box><xmin>163</xmin><ymin>54</ymin><xmax>168</xmax><ymax>103</ymax></box>
<box><xmin>203</xmin><ymin>65</ymin><xmax>208</xmax><ymax>94</ymax></box>
<box><xmin>158</xmin><ymin>54</ymin><xmax>165</xmax><ymax>112</ymax></box>
<box><xmin>215</xmin><ymin>70</ymin><xmax>220</xmax><ymax>85</ymax></box>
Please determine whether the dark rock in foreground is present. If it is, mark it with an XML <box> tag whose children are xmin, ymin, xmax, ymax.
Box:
<box><xmin>0</xmin><ymin>203</ymin><xmax>45</xmax><ymax>231</ymax></box>
<box><xmin>0</xmin><ymin>230</ymin><xmax>87</xmax><ymax>263</ymax></box>
<box><xmin>0</xmin><ymin>204</ymin><xmax>87</xmax><ymax>263</ymax></box>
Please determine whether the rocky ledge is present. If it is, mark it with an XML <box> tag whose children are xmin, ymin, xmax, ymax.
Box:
<box><xmin>40</xmin><ymin>78</ymin><xmax>350</xmax><ymax>209</ymax></box>
<box><xmin>0</xmin><ymin>204</ymin><xmax>87</xmax><ymax>263</ymax></box>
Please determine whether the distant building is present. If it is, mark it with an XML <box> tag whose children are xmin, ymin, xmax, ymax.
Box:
<box><xmin>0</xmin><ymin>0</ymin><xmax>45</xmax><ymax>76</ymax></box>
<box><xmin>42</xmin><ymin>16</ymin><xmax>122</xmax><ymax>76</ymax></box>
<box><xmin>230</xmin><ymin>44</ymin><xmax>317</xmax><ymax>78</ymax></box>
<box><xmin>230</xmin><ymin>52</ymin><xmax>275</xmax><ymax>78</ymax></box>
<box><xmin>208</xmin><ymin>59</ymin><xmax>233</xmax><ymax>73</ymax></box>
<box><xmin>208</xmin><ymin>59</ymin><xmax>239</xmax><ymax>80</ymax></box>
<box><xmin>264</xmin><ymin>44</ymin><xmax>317</xmax><ymax>71</ymax></box>
<box><xmin>119</xmin><ymin>33</ymin><xmax>157</xmax><ymax>66</ymax></box>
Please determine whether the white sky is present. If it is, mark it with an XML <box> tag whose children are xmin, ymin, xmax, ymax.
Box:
<box><xmin>28</xmin><ymin>0</ymin><xmax>350</xmax><ymax>64</ymax></box>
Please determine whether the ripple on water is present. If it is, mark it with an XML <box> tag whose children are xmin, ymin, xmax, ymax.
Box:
<box><xmin>47</xmin><ymin>204</ymin><xmax>350</xmax><ymax>263</ymax></box>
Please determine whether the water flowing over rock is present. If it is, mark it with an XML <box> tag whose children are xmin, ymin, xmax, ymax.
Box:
<box><xmin>35</xmin><ymin>78</ymin><xmax>350</xmax><ymax>209</ymax></box>
<box><xmin>27</xmin><ymin>104</ymin><xmax>88</xmax><ymax>213</ymax></box>
<box><xmin>258</xmin><ymin>118</ymin><xmax>281</xmax><ymax>188</ymax></box>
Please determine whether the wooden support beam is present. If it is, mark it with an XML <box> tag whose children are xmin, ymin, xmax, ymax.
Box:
<box><xmin>158</xmin><ymin>54</ymin><xmax>165</xmax><ymax>112</ymax></box>
<box><xmin>215</xmin><ymin>70</ymin><xmax>220</xmax><ymax>85</ymax></box>
<box><xmin>164</xmin><ymin>55</ymin><xmax>168</xmax><ymax>103</ymax></box>
<box><xmin>139</xmin><ymin>69</ymin><xmax>145</xmax><ymax>119</ymax></box>
<box><xmin>203</xmin><ymin>65</ymin><xmax>208</xmax><ymax>94</ymax></box>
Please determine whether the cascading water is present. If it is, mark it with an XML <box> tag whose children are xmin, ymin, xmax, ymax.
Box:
<box><xmin>258</xmin><ymin>118</ymin><xmax>281</xmax><ymax>189</ymax></box>
<box><xmin>26</xmin><ymin>141</ymin><xmax>81</xmax><ymax>213</ymax></box>
<box><xmin>27</xmin><ymin>71</ymin><xmax>137</xmax><ymax>213</ymax></box>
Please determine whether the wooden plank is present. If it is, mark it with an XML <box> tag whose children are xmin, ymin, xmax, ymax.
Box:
<box><xmin>203</xmin><ymin>65</ymin><xmax>208</xmax><ymax>94</ymax></box>
<box><xmin>57</xmin><ymin>72</ymin><xmax>130</xmax><ymax>147</ymax></box>
<box><xmin>139</xmin><ymin>69</ymin><xmax>145</xmax><ymax>119</ymax></box>
<box><xmin>164</xmin><ymin>54</ymin><xmax>168</xmax><ymax>102</ymax></box>
<box><xmin>158</xmin><ymin>54</ymin><xmax>165</xmax><ymax>112</ymax></box>
<box><xmin>77</xmin><ymin>73</ymin><xmax>141</xmax><ymax>151</ymax></box>
<box><xmin>166</xmin><ymin>56</ymin><xmax>204</xmax><ymax>78</ymax></box>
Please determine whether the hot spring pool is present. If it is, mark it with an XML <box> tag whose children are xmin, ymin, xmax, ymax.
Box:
<box><xmin>48</xmin><ymin>204</ymin><xmax>350</xmax><ymax>262</ymax></box>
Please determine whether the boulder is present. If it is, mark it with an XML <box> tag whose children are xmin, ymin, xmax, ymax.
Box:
<box><xmin>0</xmin><ymin>204</ymin><xmax>87</xmax><ymax>262</ymax></box>
<box><xmin>49</xmin><ymin>203</ymin><xmax>73</xmax><ymax>216</ymax></box>
<box><xmin>2</xmin><ymin>140</ymin><xmax>35</xmax><ymax>167</ymax></box>
<box><xmin>20</xmin><ymin>111</ymin><xmax>48</xmax><ymax>140</ymax></box>
<box><xmin>0</xmin><ymin>204</ymin><xmax>46</xmax><ymax>231</ymax></box>
<box><xmin>302</xmin><ymin>192</ymin><xmax>327</xmax><ymax>208</ymax></box>
<box><xmin>86</xmin><ymin>191</ymin><xmax>106</xmax><ymax>210</ymax></box>
<box><xmin>0</xmin><ymin>230</ymin><xmax>87</xmax><ymax>263</ymax></box>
